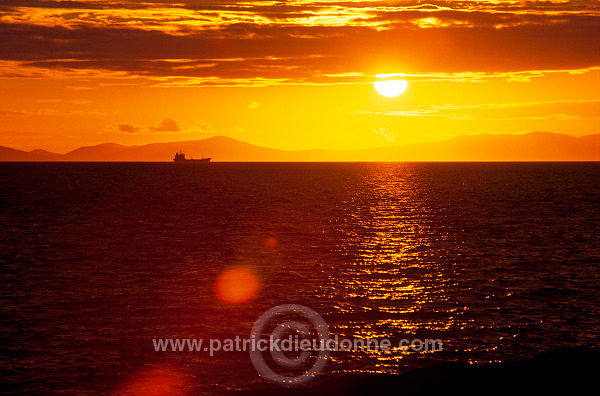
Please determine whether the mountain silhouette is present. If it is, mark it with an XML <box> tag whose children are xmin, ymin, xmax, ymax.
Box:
<box><xmin>0</xmin><ymin>146</ymin><xmax>64</xmax><ymax>161</ymax></box>
<box><xmin>1</xmin><ymin>133</ymin><xmax>599</xmax><ymax>162</ymax></box>
<box><xmin>64</xmin><ymin>143</ymin><xmax>128</xmax><ymax>161</ymax></box>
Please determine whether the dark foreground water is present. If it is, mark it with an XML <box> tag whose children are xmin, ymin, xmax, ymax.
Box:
<box><xmin>1</xmin><ymin>162</ymin><xmax>599</xmax><ymax>395</ymax></box>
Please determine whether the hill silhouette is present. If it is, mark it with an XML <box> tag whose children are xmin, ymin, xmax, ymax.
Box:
<box><xmin>64</xmin><ymin>143</ymin><xmax>128</xmax><ymax>161</ymax></box>
<box><xmin>0</xmin><ymin>146</ymin><xmax>63</xmax><ymax>161</ymax></box>
<box><xmin>1</xmin><ymin>133</ymin><xmax>599</xmax><ymax>162</ymax></box>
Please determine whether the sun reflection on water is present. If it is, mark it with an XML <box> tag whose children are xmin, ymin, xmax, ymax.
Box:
<box><xmin>320</xmin><ymin>163</ymin><xmax>459</xmax><ymax>372</ymax></box>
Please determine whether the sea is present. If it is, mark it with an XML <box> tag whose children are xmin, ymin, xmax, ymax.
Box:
<box><xmin>1</xmin><ymin>162</ymin><xmax>599</xmax><ymax>395</ymax></box>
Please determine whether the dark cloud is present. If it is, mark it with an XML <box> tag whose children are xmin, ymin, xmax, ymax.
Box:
<box><xmin>0</xmin><ymin>0</ymin><xmax>154</xmax><ymax>11</ymax></box>
<box><xmin>117</xmin><ymin>123</ymin><xmax>140</xmax><ymax>133</ymax></box>
<box><xmin>150</xmin><ymin>118</ymin><xmax>181</xmax><ymax>132</ymax></box>
<box><xmin>1</xmin><ymin>1</ymin><xmax>599</xmax><ymax>83</ymax></box>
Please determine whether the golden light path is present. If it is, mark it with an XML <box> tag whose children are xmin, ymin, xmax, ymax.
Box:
<box><xmin>320</xmin><ymin>164</ymin><xmax>456</xmax><ymax>372</ymax></box>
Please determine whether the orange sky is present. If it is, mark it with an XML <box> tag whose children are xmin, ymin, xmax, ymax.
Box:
<box><xmin>1</xmin><ymin>0</ymin><xmax>599</xmax><ymax>153</ymax></box>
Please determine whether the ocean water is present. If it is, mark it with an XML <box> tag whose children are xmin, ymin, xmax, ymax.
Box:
<box><xmin>1</xmin><ymin>162</ymin><xmax>599</xmax><ymax>394</ymax></box>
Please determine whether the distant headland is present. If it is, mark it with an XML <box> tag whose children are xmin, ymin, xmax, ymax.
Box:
<box><xmin>1</xmin><ymin>132</ymin><xmax>599</xmax><ymax>162</ymax></box>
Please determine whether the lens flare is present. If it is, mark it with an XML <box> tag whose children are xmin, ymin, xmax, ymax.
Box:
<box><xmin>215</xmin><ymin>266</ymin><xmax>260</xmax><ymax>304</ymax></box>
<box><xmin>115</xmin><ymin>366</ymin><xmax>188</xmax><ymax>396</ymax></box>
<box><xmin>265</xmin><ymin>237</ymin><xmax>279</xmax><ymax>248</ymax></box>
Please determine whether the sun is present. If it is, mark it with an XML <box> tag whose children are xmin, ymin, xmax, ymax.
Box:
<box><xmin>374</xmin><ymin>79</ymin><xmax>408</xmax><ymax>97</ymax></box>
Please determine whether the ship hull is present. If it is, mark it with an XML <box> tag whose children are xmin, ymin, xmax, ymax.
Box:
<box><xmin>173</xmin><ymin>158</ymin><xmax>211</xmax><ymax>163</ymax></box>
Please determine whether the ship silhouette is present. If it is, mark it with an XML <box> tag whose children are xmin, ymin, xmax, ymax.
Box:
<box><xmin>173</xmin><ymin>151</ymin><xmax>211</xmax><ymax>163</ymax></box>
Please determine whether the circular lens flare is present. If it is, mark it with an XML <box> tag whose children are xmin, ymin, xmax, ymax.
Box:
<box><xmin>116</xmin><ymin>366</ymin><xmax>189</xmax><ymax>396</ymax></box>
<box><xmin>215</xmin><ymin>266</ymin><xmax>260</xmax><ymax>304</ymax></box>
<box><xmin>374</xmin><ymin>80</ymin><xmax>408</xmax><ymax>97</ymax></box>
<box><xmin>265</xmin><ymin>237</ymin><xmax>279</xmax><ymax>248</ymax></box>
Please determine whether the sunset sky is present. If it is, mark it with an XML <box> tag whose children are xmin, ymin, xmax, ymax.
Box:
<box><xmin>1</xmin><ymin>0</ymin><xmax>599</xmax><ymax>153</ymax></box>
